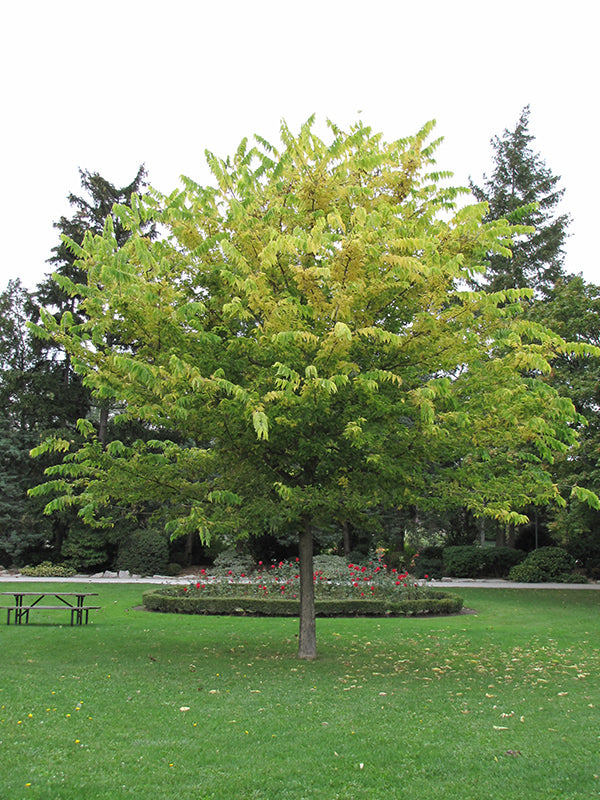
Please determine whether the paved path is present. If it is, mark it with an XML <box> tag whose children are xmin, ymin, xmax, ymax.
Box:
<box><xmin>0</xmin><ymin>574</ymin><xmax>598</xmax><ymax>589</ymax></box>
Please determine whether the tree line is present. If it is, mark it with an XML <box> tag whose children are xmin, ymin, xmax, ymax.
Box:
<box><xmin>2</xmin><ymin>110</ymin><xmax>600</xmax><ymax>650</ymax></box>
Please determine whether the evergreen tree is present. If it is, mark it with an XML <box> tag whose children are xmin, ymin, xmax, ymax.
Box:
<box><xmin>0</xmin><ymin>280</ymin><xmax>56</xmax><ymax>564</ymax></box>
<box><xmin>535</xmin><ymin>275</ymin><xmax>600</xmax><ymax>574</ymax></box>
<box><xmin>31</xmin><ymin>165</ymin><xmax>154</xmax><ymax>443</ymax></box>
<box><xmin>470</xmin><ymin>106</ymin><xmax>570</xmax><ymax>296</ymax></box>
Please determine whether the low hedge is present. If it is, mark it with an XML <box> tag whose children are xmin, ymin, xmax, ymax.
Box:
<box><xmin>442</xmin><ymin>546</ymin><xmax>526</xmax><ymax>578</ymax></box>
<box><xmin>142</xmin><ymin>589</ymin><xmax>463</xmax><ymax>617</ymax></box>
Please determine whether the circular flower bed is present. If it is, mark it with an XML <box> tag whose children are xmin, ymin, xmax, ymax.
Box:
<box><xmin>143</xmin><ymin>559</ymin><xmax>463</xmax><ymax>617</ymax></box>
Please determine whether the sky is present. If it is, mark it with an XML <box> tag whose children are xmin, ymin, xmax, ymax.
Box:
<box><xmin>1</xmin><ymin>0</ymin><xmax>597</xmax><ymax>291</ymax></box>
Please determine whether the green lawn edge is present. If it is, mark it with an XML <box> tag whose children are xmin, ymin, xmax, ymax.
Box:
<box><xmin>142</xmin><ymin>588</ymin><xmax>464</xmax><ymax>617</ymax></box>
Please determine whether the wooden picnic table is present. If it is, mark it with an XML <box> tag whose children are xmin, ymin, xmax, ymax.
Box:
<box><xmin>1</xmin><ymin>591</ymin><xmax>99</xmax><ymax>626</ymax></box>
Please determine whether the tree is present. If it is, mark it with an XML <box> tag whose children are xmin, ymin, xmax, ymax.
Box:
<box><xmin>531</xmin><ymin>275</ymin><xmax>600</xmax><ymax>571</ymax></box>
<box><xmin>32</xmin><ymin>118</ymin><xmax>588</xmax><ymax>658</ymax></box>
<box><xmin>32</xmin><ymin>165</ymin><xmax>153</xmax><ymax>443</ymax></box>
<box><xmin>0</xmin><ymin>280</ymin><xmax>59</xmax><ymax>564</ymax></box>
<box><xmin>470</xmin><ymin>106</ymin><xmax>570</xmax><ymax>297</ymax></box>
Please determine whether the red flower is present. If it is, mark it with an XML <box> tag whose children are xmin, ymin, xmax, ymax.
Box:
<box><xmin>200</xmin><ymin>569</ymin><xmax>206</xmax><ymax>575</ymax></box>
<box><xmin>196</xmin><ymin>582</ymin><xmax>201</xmax><ymax>589</ymax></box>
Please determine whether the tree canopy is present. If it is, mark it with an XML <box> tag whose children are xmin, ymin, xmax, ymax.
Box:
<box><xmin>31</xmin><ymin>117</ymin><xmax>590</xmax><ymax>657</ymax></box>
<box><xmin>470</xmin><ymin>106</ymin><xmax>569</xmax><ymax>297</ymax></box>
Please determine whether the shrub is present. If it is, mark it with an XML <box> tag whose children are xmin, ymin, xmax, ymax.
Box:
<box><xmin>565</xmin><ymin>531</ymin><xmax>600</xmax><ymax>579</ymax></box>
<box><xmin>508</xmin><ymin>546</ymin><xmax>578</xmax><ymax>583</ymax></box>
<box><xmin>143</xmin><ymin>588</ymin><xmax>463</xmax><ymax>617</ymax></box>
<box><xmin>117</xmin><ymin>528</ymin><xmax>170</xmax><ymax>576</ymax></box>
<box><xmin>443</xmin><ymin>546</ymin><xmax>526</xmax><ymax>578</ymax></box>
<box><xmin>212</xmin><ymin>547</ymin><xmax>255</xmax><ymax>576</ymax></box>
<box><xmin>480</xmin><ymin>547</ymin><xmax>526</xmax><ymax>577</ymax></box>
<box><xmin>412</xmin><ymin>546</ymin><xmax>444</xmax><ymax>579</ymax></box>
<box><xmin>20</xmin><ymin>561</ymin><xmax>77</xmax><ymax>578</ymax></box>
<box><xmin>312</xmin><ymin>554</ymin><xmax>350</xmax><ymax>579</ymax></box>
<box><xmin>61</xmin><ymin>527</ymin><xmax>112</xmax><ymax>571</ymax></box>
<box><xmin>443</xmin><ymin>546</ymin><xmax>484</xmax><ymax>578</ymax></box>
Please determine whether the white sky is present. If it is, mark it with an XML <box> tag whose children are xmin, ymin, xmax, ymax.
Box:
<box><xmin>1</xmin><ymin>0</ymin><xmax>597</xmax><ymax>290</ymax></box>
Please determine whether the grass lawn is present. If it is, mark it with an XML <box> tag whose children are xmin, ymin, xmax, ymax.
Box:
<box><xmin>1</xmin><ymin>583</ymin><xmax>599</xmax><ymax>799</ymax></box>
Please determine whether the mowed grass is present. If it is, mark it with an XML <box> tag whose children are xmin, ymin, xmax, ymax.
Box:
<box><xmin>1</xmin><ymin>583</ymin><xmax>599</xmax><ymax>800</ymax></box>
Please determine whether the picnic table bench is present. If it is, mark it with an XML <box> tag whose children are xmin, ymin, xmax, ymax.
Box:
<box><xmin>1</xmin><ymin>591</ymin><xmax>99</xmax><ymax>625</ymax></box>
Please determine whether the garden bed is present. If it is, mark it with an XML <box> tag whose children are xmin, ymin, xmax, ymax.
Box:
<box><xmin>143</xmin><ymin>587</ymin><xmax>463</xmax><ymax>617</ymax></box>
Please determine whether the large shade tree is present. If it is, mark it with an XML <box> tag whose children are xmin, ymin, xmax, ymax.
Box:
<box><xmin>32</xmin><ymin>118</ymin><xmax>589</xmax><ymax>658</ymax></box>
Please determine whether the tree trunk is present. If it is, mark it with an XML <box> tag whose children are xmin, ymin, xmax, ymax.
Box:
<box><xmin>506</xmin><ymin>522</ymin><xmax>516</xmax><ymax>549</ymax></box>
<box><xmin>495</xmin><ymin>523</ymin><xmax>506</xmax><ymax>547</ymax></box>
<box><xmin>98</xmin><ymin>403</ymin><xmax>109</xmax><ymax>447</ymax></box>
<box><xmin>341</xmin><ymin>519</ymin><xmax>350</xmax><ymax>558</ymax></box>
<box><xmin>298</xmin><ymin>519</ymin><xmax>317</xmax><ymax>660</ymax></box>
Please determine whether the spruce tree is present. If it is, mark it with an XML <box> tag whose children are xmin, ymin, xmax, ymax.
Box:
<box><xmin>470</xmin><ymin>106</ymin><xmax>570</xmax><ymax>296</ymax></box>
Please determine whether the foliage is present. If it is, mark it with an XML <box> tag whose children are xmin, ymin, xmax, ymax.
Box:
<box><xmin>312</xmin><ymin>553</ymin><xmax>353</xmax><ymax>578</ymax></box>
<box><xmin>564</xmin><ymin>530</ymin><xmax>600</xmax><ymax>579</ymax></box>
<box><xmin>60</xmin><ymin>525</ymin><xmax>117</xmax><ymax>571</ymax></box>
<box><xmin>531</xmin><ymin>276</ymin><xmax>600</xmax><ymax>547</ymax></box>
<box><xmin>443</xmin><ymin>545</ymin><xmax>525</xmax><ymax>578</ymax></box>
<box><xmin>412</xmin><ymin>545</ymin><xmax>445</xmax><ymax>578</ymax></box>
<box><xmin>31</xmin><ymin>117</ymin><xmax>592</xmax><ymax>658</ymax></box>
<box><xmin>212</xmin><ymin>547</ymin><xmax>256</xmax><ymax>576</ymax></box>
<box><xmin>116</xmin><ymin>528</ymin><xmax>170</xmax><ymax>576</ymax></box>
<box><xmin>142</xmin><ymin>558</ymin><xmax>457</xmax><ymax>616</ymax></box>
<box><xmin>19</xmin><ymin>560</ymin><xmax>77</xmax><ymax>577</ymax></box>
<box><xmin>470</xmin><ymin>106</ymin><xmax>569</xmax><ymax>297</ymax></box>
<box><xmin>0</xmin><ymin>280</ymin><xmax>71</xmax><ymax>565</ymax></box>
<box><xmin>480</xmin><ymin>546</ymin><xmax>527</xmax><ymax>577</ymax></box>
<box><xmin>508</xmin><ymin>546</ymin><xmax>577</xmax><ymax>582</ymax></box>
<box><xmin>442</xmin><ymin>545</ymin><xmax>484</xmax><ymax>577</ymax></box>
<box><xmin>142</xmin><ymin>588</ymin><xmax>463</xmax><ymax>617</ymax></box>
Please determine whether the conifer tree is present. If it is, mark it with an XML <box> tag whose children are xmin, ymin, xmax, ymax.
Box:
<box><xmin>470</xmin><ymin>106</ymin><xmax>570</xmax><ymax>296</ymax></box>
